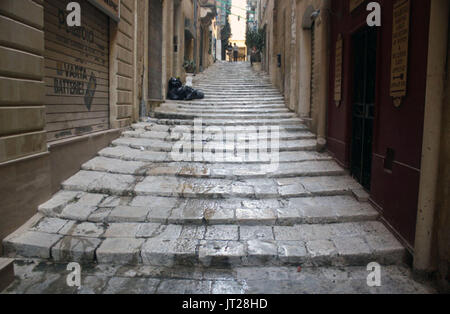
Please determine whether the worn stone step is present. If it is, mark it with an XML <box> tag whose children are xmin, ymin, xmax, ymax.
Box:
<box><xmin>161</xmin><ymin>102</ymin><xmax>288</xmax><ymax>109</ymax></box>
<box><xmin>130</xmin><ymin>176</ymin><xmax>363</xmax><ymax>199</ymax></box>
<box><xmin>151</xmin><ymin>118</ymin><xmax>306</xmax><ymax>127</ymax></box>
<box><xmin>152</xmin><ymin>110</ymin><xmax>296</xmax><ymax>120</ymax></box>
<box><xmin>111</xmin><ymin>137</ymin><xmax>317</xmax><ymax>153</ymax></box>
<box><xmin>186</xmin><ymin>90</ymin><xmax>281</xmax><ymax>95</ymax></box>
<box><xmin>37</xmin><ymin>192</ymin><xmax>377</xmax><ymax>225</ymax></box>
<box><xmin>171</xmin><ymin>103</ymin><xmax>289</xmax><ymax>110</ymax></box>
<box><xmin>82</xmin><ymin>157</ymin><xmax>344</xmax><ymax>179</ymax></box>
<box><xmin>132</xmin><ymin>122</ymin><xmax>309</xmax><ymax>133</ymax></box>
<box><xmin>195</xmin><ymin>86</ymin><xmax>275</xmax><ymax>90</ymax></box>
<box><xmin>195</xmin><ymin>83</ymin><xmax>274</xmax><ymax>87</ymax></box>
<box><xmin>98</xmin><ymin>146</ymin><xmax>329</xmax><ymax>164</ymax></box>
<box><xmin>3</xmin><ymin>220</ymin><xmax>405</xmax><ymax>267</ymax></box>
<box><xmin>202</xmin><ymin>92</ymin><xmax>282</xmax><ymax>96</ymax></box>
<box><xmin>201</xmin><ymin>97</ymin><xmax>285</xmax><ymax>102</ymax></box>
<box><xmin>59</xmin><ymin>171</ymin><xmax>364</xmax><ymax>198</ymax></box>
<box><xmin>158</xmin><ymin>103</ymin><xmax>288</xmax><ymax>111</ymax></box>
<box><xmin>4</xmin><ymin>261</ymin><xmax>434</xmax><ymax>294</ymax></box>
<box><xmin>172</xmin><ymin>107</ymin><xmax>291</xmax><ymax>114</ymax></box>
<box><xmin>114</xmin><ymin>134</ymin><xmax>316</xmax><ymax>146</ymax></box>
<box><xmin>122</xmin><ymin>129</ymin><xmax>316</xmax><ymax>142</ymax></box>
<box><xmin>201</xmin><ymin>94</ymin><xmax>283</xmax><ymax>99</ymax></box>
<box><xmin>200</xmin><ymin>92</ymin><xmax>283</xmax><ymax>96</ymax></box>
<box><xmin>177</xmin><ymin>100</ymin><xmax>286</xmax><ymax>105</ymax></box>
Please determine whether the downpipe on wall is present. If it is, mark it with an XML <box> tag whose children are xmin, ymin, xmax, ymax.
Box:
<box><xmin>316</xmin><ymin>0</ymin><xmax>331</xmax><ymax>152</ymax></box>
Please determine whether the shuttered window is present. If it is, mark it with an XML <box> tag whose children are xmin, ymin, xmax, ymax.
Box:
<box><xmin>44</xmin><ymin>0</ymin><xmax>110</xmax><ymax>142</ymax></box>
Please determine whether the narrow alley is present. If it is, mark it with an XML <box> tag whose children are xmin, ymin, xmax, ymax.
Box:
<box><xmin>1</xmin><ymin>0</ymin><xmax>449</xmax><ymax>297</ymax></box>
<box><xmin>2</xmin><ymin>62</ymin><xmax>433</xmax><ymax>294</ymax></box>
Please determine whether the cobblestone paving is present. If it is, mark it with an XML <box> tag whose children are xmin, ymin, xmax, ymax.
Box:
<box><xmin>2</xmin><ymin>62</ymin><xmax>432</xmax><ymax>293</ymax></box>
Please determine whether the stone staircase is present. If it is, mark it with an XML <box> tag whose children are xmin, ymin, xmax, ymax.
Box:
<box><xmin>3</xmin><ymin>62</ymin><xmax>406</xmax><ymax>270</ymax></box>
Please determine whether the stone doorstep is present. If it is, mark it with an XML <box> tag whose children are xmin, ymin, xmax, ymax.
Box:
<box><xmin>0</xmin><ymin>258</ymin><xmax>15</xmax><ymax>292</ymax></box>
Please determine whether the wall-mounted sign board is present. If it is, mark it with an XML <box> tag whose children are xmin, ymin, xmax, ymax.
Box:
<box><xmin>87</xmin><ymin>0</ymin><xmax>120</xmax><ymax>22</ymax></box>
<box><xmin>44</xmin><ymin>0</ymin><xmax>110</xmax><ymax>142</ymax></box>
<box><xmin>349</xmin><ymin>0</ymin><xmax>365</xmax><ymax>12</ymax></box>
<box><xmin>334</xmin><ymin>34</ymin><xmax>343</xmax><ymax>105</ymax></box>
<box><xmin>390</xmin><ymin>0</ymin><xmax>410</xmax><ymax>102</ymax></box>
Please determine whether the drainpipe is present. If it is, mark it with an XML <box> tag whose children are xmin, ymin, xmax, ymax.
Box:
<box><xmin>316</xmin><ymin>0</ymin><xmax>331</xmax><ymax>151</ymax></box>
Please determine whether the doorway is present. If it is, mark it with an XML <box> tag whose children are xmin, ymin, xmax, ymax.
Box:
<box><xmin>148</xmin><ymin>0</ymin><xmax>163</xmax><ymax>100</ymax></box>
<box><xmin>350</xmin><ymin>27</ymin><xmax>377</xmax><ymax>191</ymax></box>
<box><xmin>199</xmin><ymin>27</ymin><xmax>204</xmax><ymax>71</ymax></box>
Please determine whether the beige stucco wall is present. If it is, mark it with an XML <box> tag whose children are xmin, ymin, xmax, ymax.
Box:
<box><xmin>0</xmin><ymin>0</ymin><xmax>47</xmax><ymax>164</ymax></box>
<box><xmin>435</xmin><ymin>15</ymin><xmax>450</xmax><ymax>293</ymax></box>
<box><xmin>110</xmin><ymin>0</ymin><xmax>138</xmax><ymax>129</ymax></box>
<box><xmin>0</xmin><ymin>0</ymin><xmax>139</xmax><ymax>253</ymax></box>
<box><xmin>259</xmin><ymin>0</ymin><xmax>328</xmax><ymax>140</ymax></box>
<box><xmin>414</xmin><ymin>1</ymin><xmax>449</xmax><ymax>292</ymax></box>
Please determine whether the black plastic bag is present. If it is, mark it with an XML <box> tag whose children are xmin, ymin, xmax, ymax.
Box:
<box><xmin>167</xmin><ymin>77</ymin><xmax>204</xmax><ymax>101</ymax></box>
<box><xmin>168</xmin><ymin>77</ymin><xmax>182</xmax><ymax>90</ymax></box>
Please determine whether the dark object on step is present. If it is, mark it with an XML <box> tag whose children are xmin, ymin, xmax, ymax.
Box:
<box><xmin>167</xmin><ymin>77</ymin><xmax>204</xmax><ymax>101</ymax></box>
<box><xmin>184</xmin><ymin>86</ymin><xmax>205</xmax><ymax>100</ymax></box>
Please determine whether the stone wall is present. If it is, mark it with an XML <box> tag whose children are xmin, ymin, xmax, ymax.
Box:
<box><xmin>110</xmin><ymin>0</ymin><xmax>137</xmax><ymax>129</ymax></box>
<box><xmin>0</xmin><ymin>0</ymin><xmax>47</xmax><ymax>164</ymax></box>
<box><xmin>259</xmin><ymin>0</ymin><xmax>327</xmax><ymax>136</ymax></box>
<box><xmin>435</xmin><ymin>19</ymin><xmax>450</xmax><ymax>292</ymax></box>
<box><xmin>0</xmin><ymin>0</ymin><xmax>49</xmax><ymax>254</ymax></box>
<box><xmin>135</xmin><ymin>0</ymin><xmax>147</xmax><ymax>115</ymax></box>
<box><xmin>0</xmin><ymin>0</ymin><xmax>138</xmax><ymax>254</ymax></box>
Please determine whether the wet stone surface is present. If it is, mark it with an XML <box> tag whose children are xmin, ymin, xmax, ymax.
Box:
<box><xmin>1</xmin><ymin>62</ymin><xmax>432</xmax><ymax>294</ymax></box>
<box><xmin>2</xmin><ymin>259</ymin><xmax>436</xmax><ymax>294</ymax></box>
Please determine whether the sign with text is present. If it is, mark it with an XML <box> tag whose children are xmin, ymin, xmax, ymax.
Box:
<box><xmin>390</xmin><ymin>0</ymin><xmax>410</xmax><ymax>100</ymax></box>
<box><xmin>334</xmin><ymin>34</ymin><xmax>343</xmax><ymax>105</ymax></box>
<box><xmin>87</xmin><ymin>0</ymin><xmax>120</xmax><ymax>22</ymax></box>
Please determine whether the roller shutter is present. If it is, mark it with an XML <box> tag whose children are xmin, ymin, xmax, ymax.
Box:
<box><xmin>44</xmin><ymin>0</ymin><xmax>110</xmax><ymax>142</ymax></box>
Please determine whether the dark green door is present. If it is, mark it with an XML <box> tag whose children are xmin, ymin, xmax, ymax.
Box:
<box><xmin>351</xmin><ymin>27</ymin><xmax>377</xmax><ymax>191</ymax></box>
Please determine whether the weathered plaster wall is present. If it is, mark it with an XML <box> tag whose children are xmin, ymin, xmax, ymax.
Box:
<box><xmin>110</xmin><ymin>0</ymin><xmax>137</xmax><ymax>128</ymax></box>
<box><xmin>0</xmin><ymin>0</ymin><xmax>138</xmax><ymax>253</ymax></box>
<box><xmin>0</xmin><ymin>0</ymin><xmax>48</xmax><ymax>254</ymax></box>
<box><xmin>435</xmin><ymin>19</ymin><xmax>450</xmax><ymax>292</ymax></box>
<box><xmin>0</xmin><ymin>0</ymin><xmax>47</xmax><ymax>164</ymax></box>
<box><xmin>259</xmin><ymin>0</ymin><xmax>327</xmax><ymax>136</ymax></box>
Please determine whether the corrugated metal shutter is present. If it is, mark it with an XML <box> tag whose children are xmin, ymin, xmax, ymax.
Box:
<box><xmin>44</xmin><ymin>0</ymin><xmax>110</xmax><ymax>142</ymax></box>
